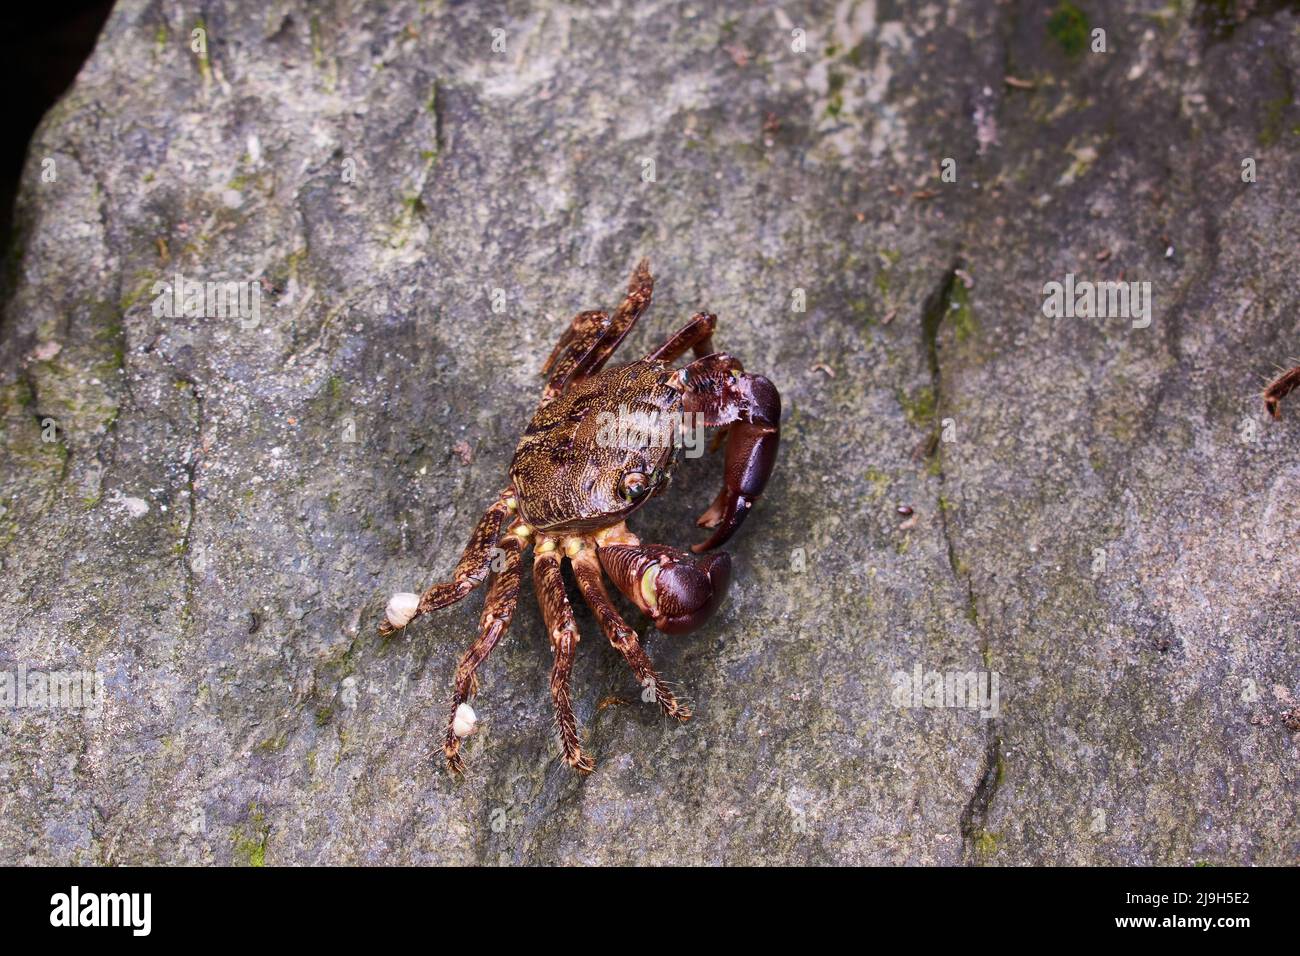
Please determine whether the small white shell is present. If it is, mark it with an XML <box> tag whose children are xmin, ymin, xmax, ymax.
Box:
<box><xmin>385</xmin><ymin>592</ymin><xmax>420</xmax><ymax>628</ymax></box>
<box><xmin>452</xmin><ymin>702</ymin><xmax>478</xmax><ymax>738</ymax></box>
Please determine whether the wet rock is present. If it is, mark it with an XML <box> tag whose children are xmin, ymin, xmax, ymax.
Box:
<box><xmin>0</xmin><ymin>1</ymin><xmax>1296</xmax><ymax>864</ymax></box>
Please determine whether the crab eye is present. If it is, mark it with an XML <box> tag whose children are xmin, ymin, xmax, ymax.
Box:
<box><xmin>619</xmin><ymin>472</ymin><xmax>649</xmax><ymax>501</ymax></box>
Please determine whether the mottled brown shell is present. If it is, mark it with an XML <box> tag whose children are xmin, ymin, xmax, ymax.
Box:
<box><xmin>510</xmin><ymin>360</ymin><xmax>681</xmax><ymax>533</ymax></box>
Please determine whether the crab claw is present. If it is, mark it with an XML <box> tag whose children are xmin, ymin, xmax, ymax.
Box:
<box><xmin>688</xmin><ymin>372</ymin><xmax>781</xmax><ymax>552</ymax></box>
<box><xmin>598</xmin><ymin>544</ymin><xmax>731</xmax><ymax>634</ymax></box>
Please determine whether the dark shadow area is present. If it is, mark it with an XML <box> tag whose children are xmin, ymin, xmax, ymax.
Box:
<box><xmin>0</xmin><ymin>2</ymin><xmax>114</xmax><ymax>253</ymax></box>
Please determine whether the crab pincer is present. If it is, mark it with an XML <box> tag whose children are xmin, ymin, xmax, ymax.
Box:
<box><xmin>597</xmin><ymin>544</ymin><xmax>732</xmax><ymax>634</ymax></box>
<box><xmin>674</xmin><ymin>354</ymin><xmax>781</xmax><ymax>552</ymax></box>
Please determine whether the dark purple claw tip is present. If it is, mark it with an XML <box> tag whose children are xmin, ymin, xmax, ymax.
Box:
<box><xmin>655</xmin><ymin>552</ymin><xmax>731</xmax><ymax>634</ymax></box>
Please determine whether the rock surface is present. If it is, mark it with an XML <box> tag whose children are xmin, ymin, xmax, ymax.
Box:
<box><xmin>1</xmin><ymin>0</ymin><xmax>1297</xmax><ymax>865</ymax></box>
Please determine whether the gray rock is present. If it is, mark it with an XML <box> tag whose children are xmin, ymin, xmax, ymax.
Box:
<box><xmin>1</xmin><ymin>0</ymin><xmax>1297</xmax><ymax>865</ymax></box>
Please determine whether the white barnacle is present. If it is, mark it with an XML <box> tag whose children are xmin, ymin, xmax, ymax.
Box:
<box><xmin>385</xmin><ymin>592</ymin><xmax>420</xmax><ymax>629</ymax></box>
<box><xmin>453</xmin><ymin>702</ymin><xmax>478</xmax><ymax>738</ymax></box>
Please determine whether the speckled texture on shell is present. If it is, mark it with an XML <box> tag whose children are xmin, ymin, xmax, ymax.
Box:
<box><xmin>511</xmin><ymin>361</ymin><xmax>679</xmax><ymax>533</ymax></box>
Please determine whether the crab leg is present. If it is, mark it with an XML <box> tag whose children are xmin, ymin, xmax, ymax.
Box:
<box><xmin>532</xmin><ymin>539</ymin><xmax>595</xmax><ymax>772</ymax></box>
<box><xmin>442</xmin><ymin>519</ymin><xmax>529</xmax><ymax>774</ymax></box>
<box><xmin>380</xmin><ymin>488</ymin><xmax>515</xmax><ymax>637</ymax></box>
<box><xmin>539</xmin><ymin>259</ymin><xmax>654</xmax><ymax>402</ymax></box>
<box><xmin>1264</xmin><ymin>364</ymin><xmax>1300</xmax><ymax>419</ymax></box>
<box><xmin>570</xmin><ymin>544</ymin><xmax>691</xmax><ymax>721</ymax></box>
<box><xmin>540</xmin><ymin>309</ymin><xmax>608</xmax><ymax>404</ymax></box>
<box><xmin>674</xmin><ymin>353</ymin><xmax>781</xmax><ymax>552</ymax></box>
<box><xmin>646</xmin><ymin>311</ymin><xmax>717</xmax><ymax>363</ymax></box>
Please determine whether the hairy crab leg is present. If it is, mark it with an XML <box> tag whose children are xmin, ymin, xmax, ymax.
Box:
<box><xmin>539</xmin><ymin>259</ymin><xmax>654</xmax><ymax>403</ymax></box>
<box><xmin>540</xmin><ymin>309</ymin><xmax>608</xmax><ymax>404</ymax></box>
<box><xmin>532</xmin><ymin>537</ymin><xmax>595</xmax><ymax>773</ymax></box>
<box><xmin>442</xmin><ymin>518</ymin><xmax>531</xmax><ymax>775</ymax></box>
<box><xmin>672</xmin><ymin>353</ymin><xmax>781</xmax><ymax>552</ymax></box>
<box><xmin>569</xmin><ymin>539</ymin><xmax>691</xmax><ymax>722</ymax></box>
<box><xmin>645</xmin><ymin>311</ymin><xmax>716</xmax><ymax>363</ymax></box>
<box><xmin>1264</xmin><ymin>364</ymin><xmax>1300</xmax><ymax>419</ymax></box>
<box><xmin>379</xmin><ymin>488</ymin><xmax>516</xmax><ymax>637</ymax></box>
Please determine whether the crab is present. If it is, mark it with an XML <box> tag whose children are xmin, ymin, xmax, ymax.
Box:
<box><xmin>380</xmin><ymin>260</ymin><xmax>781</xmax><ymax>774</ymax></box>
